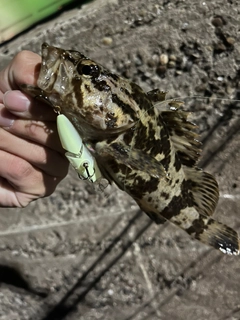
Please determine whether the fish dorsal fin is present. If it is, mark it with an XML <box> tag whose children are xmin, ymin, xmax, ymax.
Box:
<box><xmin>184</xmin><ymin>166</ymin><xmax>219</xmax><ymax>216</ymax></box>
<box><xmin>147</xmin><ymin>89</ymin><xmax>168</xmax><ymax>103</ymax></box>
<box><xmin>147</xmin><ymin>89</ymin><xmax>201</xmax><ymax>167</ymax></box>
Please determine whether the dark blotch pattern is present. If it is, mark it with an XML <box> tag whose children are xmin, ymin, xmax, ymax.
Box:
<box><xmin>128</xmin><ymin>175</ymin><xmax>159</xmax><ymax>198</ymax></box>
<box><xmin>120</xmin><ymin>86</ymin><xmax>132</xmax><ymax>98</ymax></box>
<box><xmin>112</xmin><ymin>94</ymin><xmax>136</xmax><ymax>119</ymax></box>
<box><xmin>84</xmin><ymin>84</ymin><xmax>91</xmax><ymax>93</ymax></box>
<box><xmin>186</xmin><ymin>216</ymin><xmax>205</xmax><ymax>236</ymax></box>
<box><xmin>161</xmin><ymin>192</ymin><xmax>170</xmax><ymax>200</ymax></box>
<box><xmin>157</xmin><ymin>126</ymin><xmax>171</xmax><ymax>172</ymax></box>
<box><xmin>72</xmin><ymin>77</ymin><xmax>83</xmax><ymax>109</ymax></box>
<box><xmin>173</xmin><ymin>154</ymin><xmax>181</xmax><ymax>172</ymax></box>
<box><xmin>106</xmin><ymin>112</ymin><xmax>118</xmax><ymax>128</ymax></box>
<box><xmin>131</xmin><ymin>83</ymin><xmax>155</xmax><ymax>116</ymax></box>
<box><xmin>111</xmin><ymin>142</ymin><xmax>127</xmax><ymax>155</ymax></box>
<box><xmin>104</xmin><ymin>71</ymin><xmax>119</xmax><ymax>82</ymax></box>
<box><xmin>134</xmin><ymin>124</ymin><xmax>148</xmax><ymax>150</ymax></box>
<box><xmin>160</xmin><ymin>180</ymin><xmax>194</xmax><ymax>220</ymax></box>
<box><xmin>123</xmin><ymin>129</ymin><xmax>134</xmax><ymax>145</ymax></box>
<box><xmin>92</xmin><ymin>79</ymin><xmax>111</xmax><ymax>92</ymax></box>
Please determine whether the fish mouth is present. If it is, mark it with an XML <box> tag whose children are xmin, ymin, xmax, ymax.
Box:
<box><xmin>37</xmin><ymin>42</ymin><xmax>78</xmax><ymax>96</ymax></box>
<box><xmin>37</xmin><ymin>43</ymin><xmax>62</xmax><ymax>91</ymax></box>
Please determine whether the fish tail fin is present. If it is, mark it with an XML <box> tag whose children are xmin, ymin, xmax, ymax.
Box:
<box><xmin>142</xmin><ymin>203</ymin><xmax>240</xmax><ymax>254</ymax></box>
<box><xmin>146</xmin><ymin>204</ymin><xmax>240</xmax><ymax>254</ymax></box>
<box><xmin>185</xmin><ymin>212</ymin><xmax>240</xmax><ymax>255</ymax></box>
<box><xmin>183</xmin><ymin>167</ymin><xmax>239</xmax><ymax>254</ymax></box>
<box><xmin>140</xmin><ymin>166</ymin><xmax>239</xmax><ymax>254</ymax></box>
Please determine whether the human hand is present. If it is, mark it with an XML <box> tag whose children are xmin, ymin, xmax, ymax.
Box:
<box><xmin>0</xmin><ymin>50</ymin><xmax>69</xmax><ymax>207</ymax></box>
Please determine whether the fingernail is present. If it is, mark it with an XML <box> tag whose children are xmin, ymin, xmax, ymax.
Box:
<box><xmin>0</xmin><ymin>105</ymin><xmax>15</xmax><ymax>127</ymax></box>
<box><xmin>3</xmin><ymin>90</ymin><xmax>30</xmax><ymax>112</ymax></box>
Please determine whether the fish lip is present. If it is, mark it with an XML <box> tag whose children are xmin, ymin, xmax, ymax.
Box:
<box><xmin>37</xmin><ymin>43</ymin><xmax>63</xmax><ymax>91</ymax></box>
<box><xmin>37</xmin><ymin>43</ymin><xmax>83</xmax><ymax>112</ymax></box>
<box><xmin>41</xmin><ymin>42</ymin><xmax>62</xmax><ymax>59</ymax></box>
<box><xmin>37</xmin><ymin>43</ymin><xmax>74</xmax><ymax>98</ymax></box>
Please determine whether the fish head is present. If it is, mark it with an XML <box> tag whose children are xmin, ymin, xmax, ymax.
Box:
<box><xmin>25</xmin><ymin>43</ymin><xmax>139</xmax><ymax>139</ymax></box>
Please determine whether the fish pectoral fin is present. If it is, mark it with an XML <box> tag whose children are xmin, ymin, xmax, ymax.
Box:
<box><xmin>184</xmin><ymin>166</ymin><xmax>219</xmax><ymax>216</ymax></box>
<box><xmin>159</xmin><ymin>109</ymin><xmax>201</xmax><ymax>167</ymax></box>
<box><xmin>126</xmin><ymin>148</ymin><xmax>167</xmax><ymax>178</ymax></box>
<box><xmin>95</xmin><ymin>141</ymin><xmax>167</xmax><ymax>179</ymax></box>
<box><xmin>150</xmin><ymin>92</ymin><xmax>201</xmax><ymax>167</ymax></box>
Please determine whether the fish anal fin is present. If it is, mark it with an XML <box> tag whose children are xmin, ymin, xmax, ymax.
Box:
<box><xmin>184</xmin><ymin>167</ymin><xmax>219</xmax><ymax>216</ymax></box>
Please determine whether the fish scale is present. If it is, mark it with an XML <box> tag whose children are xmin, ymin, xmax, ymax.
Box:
<box><xmin>22</xmin><ymin>43</ymin><xmax>240</xmax><ymax>255</ymax></box>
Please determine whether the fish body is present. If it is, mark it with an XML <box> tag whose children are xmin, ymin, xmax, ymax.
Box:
<box><xmin>23</xmin><ymin>43</ymin><xmax>239</xmax><ymax>255</ymax></box>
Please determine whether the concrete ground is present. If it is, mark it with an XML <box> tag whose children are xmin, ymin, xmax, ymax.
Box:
<box><xmin>0</xmin><ymin>0</ymin><xmax>240</xmax><ymax>319</ymax></box>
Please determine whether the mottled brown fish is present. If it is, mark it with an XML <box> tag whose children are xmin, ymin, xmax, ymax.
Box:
<box><xmin>23</xmin><ymin>43</ymin><xmax>239</xmax><ymax>255</ymax></box>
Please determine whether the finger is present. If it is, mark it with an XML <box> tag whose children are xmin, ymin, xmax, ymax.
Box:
<box><xmin>3</xmin><ymin>90</ymin><xmax>56</xmax><ymax>121</ymax></box>
<box><xmin>0</xmin><ymin>105</ymin><xmax>63</xmax><ymax>153</ymax></box>
<box><xmin>0</xmin><ymin>103</ymin><xmax>16</xmax><ymax>127</ymax></box>
<box><xmin>0</xmin><ymin>51</ymin><xmax>41</xmax><ymax>92</ymax></box>
<box><xmin>0</xmin><ymin>128</ymin><xmax>69</xmax><ymax>177</ymax></box>
<box><xmin>0</xmin><ymin>150</ymin><xmax>64</xmax><ymax>207</ymax></box>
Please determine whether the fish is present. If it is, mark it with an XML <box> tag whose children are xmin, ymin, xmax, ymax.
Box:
<box><xmin>22</xmin><ymin>43</ymin><xmax>240</xmax><ymax>255</ymax></box>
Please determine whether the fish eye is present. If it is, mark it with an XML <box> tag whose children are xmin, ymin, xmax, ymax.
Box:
<box><xmin>77</xmin><ymin>61</ymin><xmax>100</xmax><ymax>78</ymax></box>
